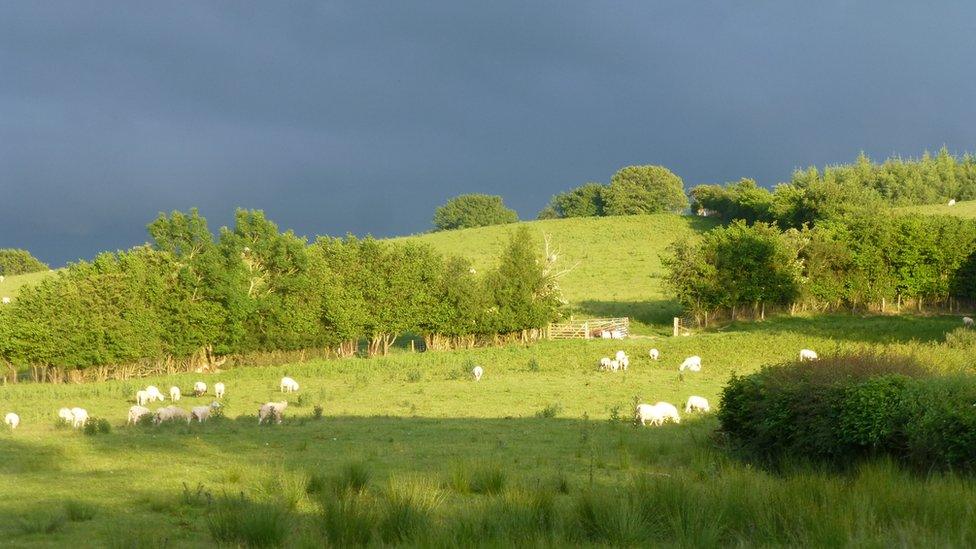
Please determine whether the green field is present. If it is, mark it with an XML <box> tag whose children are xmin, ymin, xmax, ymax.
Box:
<box><xmin>0</xmin><ymin>270</ymin><xmax>56</xmax><ymax>300</ymax></box>
<box><xmin>400</xmin><ymin>214</ymin><xmax>718</xmax><ymax>333</ymax></box>
<box><xmin>2</xmin><ymin>314</ymin><xmax>975</xmax><ymax>546</ymax></box>
<box><xmin>898</xmin><ymin>199</ymin><xmax>976</xmax><ymax>218</ymax></box>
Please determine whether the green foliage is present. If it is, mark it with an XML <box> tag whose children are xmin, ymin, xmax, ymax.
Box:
<box><xmin>83</xmin><ymin>418</ymin><xmax>111</xmax><ymax>436</ymax></box>
<box><xmin>207</xmin><ymin>494</ymin><xmax>291</xmax><ymax>548</ymax></box>
<box><xmin>63</xmin><ymin>500</ymin><xmax>96</xmax><ymax>522</ymax></box>
<box><xmin>539</xmin><ymin>182</ymin><xmax>607</xmax><ymax>219</ymax></box>
<box><xmin>690</xmin><ymin>178</ymin><xmax>774</xmax><ymax>223</ymax></box>
<box><xmin>603</xmin><ymin>165</ymin><xmax>689</xmax><ymax>215</ymax></box>
<box><xmin>719</xmin><ymin>353</ymin><xmax>976</xmax><ymax>471</ymax></box>
<box><xmin>484</xmin><ymin>227</ymin><xmax>563</xmax><ymax>334</ymax></box>
<box><xmin>433</xmin><ymin>193</ymin><xmax>519</xmax><ymax>231</ymax></box>
<box><xmin>535</xmin><ymin>402</ymin><xmax>562</xmax><ymax>418</ymax></box>
<box><xmin>0</xmin><ymin>248</ymin><xmax>48</xmax><ymax>276</ymax></box>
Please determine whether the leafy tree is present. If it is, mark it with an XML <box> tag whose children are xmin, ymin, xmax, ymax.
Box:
<box><xmin>433</xmin><ymin>194</ymin><xmax>518</xmax><ymax>231</ymax></box>
<box><xmin>538</xmin><ymin>182</ymin><xmax>607</xmax><ymax>219</ymax></box>
<box><xmin>484</xmin><ymin>227</ymin><xmax>562</xmax><ymax>335</ymax></box>
<box><xmin>690</xmin><ymin>178</ymin><xmax>774</xmax><ymax>223</ymax></box>
<box><xmin>0</xmin><ymin>249</ymin><xmax>48</xmax><ymax>275</ymax></box>
<box><xmin>603</xmin><ymin>165</ymin><xmax>689</xmax><ymax>215</ymax></box>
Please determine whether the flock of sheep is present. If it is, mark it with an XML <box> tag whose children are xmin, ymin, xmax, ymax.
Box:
<box><xmin>594</xmin><ymin>347</ymin><xmax>819</xmax><ymax>427</ymax></box>
<box><xmin>2</xmin><ymin>375</ymin><xmax>304</xmax><ymax>431</ymax></box>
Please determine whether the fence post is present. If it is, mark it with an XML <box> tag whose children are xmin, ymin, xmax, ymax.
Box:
<box><xmin>584</xmin><ymin>321</ymin><xmax>590</xmax><ymax>339</ymax></box>
<box><xmin>673</xmin><ymin>317</ymin><xmax>680</xmax><ymax>337</ymax></box>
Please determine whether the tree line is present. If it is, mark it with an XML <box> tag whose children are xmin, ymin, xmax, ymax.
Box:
<box><xmin>0</xmin><ymin>209</ymin><xmax>562</xmax><ymax>373</ymax></box>
<box><xmin>663</xmin><ymin>214</ymin><xmax>976</xmax><ymax>325</ymax></box>
<box><xmin>0</xmin><ymin>249</ymin><xmax>48</xmax><ymax>276</ymax></box>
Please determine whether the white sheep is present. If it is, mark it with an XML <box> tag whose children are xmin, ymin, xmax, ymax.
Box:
<box><xmin>600</xmin><ymin>331</ymin><xmax>612</xmax><ymax>339</ymax></box>
<box><xmin>610</xmin><ymin>329</ymin><xmax>623</xmax><ymax>339</ymax></box>
<box><xmin>191</xmin><ymin>402</ymin><xmax>220</xmax><ymax>423</ymax></box>
<box><xmin>679</xmin><ymin>355</ymin><xmax>702</xmax><ymax>372</ymax></box>
<box><xmin>169</xmin><ymin>386</ymin><xmax>181</xmax><ymax>401</ymax></box>
<box><xmin>635</xmin><ymin>402</ymin><xmax>681</xmax><ymax>426</ymax></box>
<box><xmin>136</xmin><ymin>390</ymin><xmax>150</xmax><ymax>406</ymax></box>
<box><xmin>193</xmin><ymin>381</ymin><xmax>207</xmax><ymax>396</ymax></box>
<box><xmin>70</xmin><ymin>407</ymin><xmax>89</xmax><ymax>428</ymax></box>
<box><xmin>799</xmin><ymin>349</ymin><xmax>818</xmax><ymax>362</ymax></box>
<box><xmin>949</xmin><ymin>198</ymin><xmax>957</xmax><ymax>206</ymax></box>
<box><xmin>609</xmin><ymin>359</ymin><xmax>620</xmax><ymax>372</ymax></box>
<box><xmin>154</xmin><ymin>406</ymin><xmax>190</xmax><ymax>424</ymax></box>
<box><xmin>649</xmin><ymin>348</ymin><xmax>660</xmax><ymax>361</ymax></box>
<box><xmin>472</xmin><ymin>365</ymin><xmax>484</xmax><ymax>381</ymax></box>
<box><xmin>280</xmin><ymin>376</ymin><xmax>299</xmax><ymax>393</ymax></box>
<box><xmin>1</xmin><ymin>297</ymin><xmax>9</xmax><ymax>305</ymax></box>
<box><xmin>58</xmin><ymin>407</ymin><xmax>74</xmax><ymax>424</ymax></box>
<box><xmin>615</xmin><ymin>350</ymin><xmax>627</xmax><ymax>362</ymax></box>
<box><xmin>127</xmin><ymin>405</ymin><xmax>152</xmax><ymax>425</ymax></box>
<box><xmin>684</xmin><ymin>396</ymin><xmax>710</xmax><ymax>413</ymax></box>
<box><xmin>964</xmin><ymin>316</ymin><xmax>974</xmax><ymax>327</ymax></box>
<box><xmin>4</xmin><ymin>412</ymin><xmax>19</xmax><ymax>429</ymax></box>
<box><xmin>619</xmin><ymin>356</ymin><xmax>629</xmax><ymax>370</ymax></box>
<box><xmin>599</xmin><ymin>357</ymin><xmax>612</xmax><ymax>370</ymax></box>
<box><xmin>214</xmin><ymin>382</ymin><xmax>225</xmax><ymax>399</ymax></box>
<box><xmin>145</xmin><ymin>385</ymin><xmax>165</xmax><ymax>402</ymax></box>
<box><xmin>258</xmin><ymin>401</ymin><xmax>288</xmax><ymax>424</ymax></box>
<box><xmin>0</xmin><ymin>275</ymin><xmax>4</xmax><ymax>282</ymax></box>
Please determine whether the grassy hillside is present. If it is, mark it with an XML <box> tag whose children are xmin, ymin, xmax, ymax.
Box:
<box><xmin>898</xmin><ymin>199</ymin><xmax>976</xmax><ymax>218</ymax></box>
<box><xmin>0</xmin><ymin>315</ymin><xmax>972</xmax><ymax>546</ymax></box>
<box><xmin>0</xmin><ymin>270</ymin><xmax>55</xmax><ymax>300</ymax></box>
<box><xmin>399</xmin><ymin>214</ymin><xmax>718</xmax><ymax>332</ymax></box>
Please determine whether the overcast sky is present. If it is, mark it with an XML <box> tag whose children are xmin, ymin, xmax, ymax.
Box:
<box><xmin>2</xmin><ymin>2</ymin><xmax>975</xmax><ymax>266</ymax></box>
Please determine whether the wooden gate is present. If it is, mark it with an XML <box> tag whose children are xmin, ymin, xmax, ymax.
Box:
<box><xmin>546</xmin><ymin>317</ymin><xmax>630</xmax><ymax>340</ymax></box>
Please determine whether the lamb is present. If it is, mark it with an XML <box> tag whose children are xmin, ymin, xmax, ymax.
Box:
<box><xmin>190</xmin><ymin>402</ymin><xmax>220</xmax><ymax>423</ymax></box>
<box><xmin>4</xmin><ymin>412</ymin><xmax>19</xmax><ymax>429</ymax></box>
<box><xmin>70</xmin><ymin>407</ymin><xmax>89</xmax><ymax>428</ymax></box>
<box><xmin>145</xmin><ymin>385</ymin><xmax>165</xmax><ymax>402</ymax></box>
<box><xmin>214</xmin><ymin>382</ymin><xmax>225</xmax><ymax>399</ymax></box>
<box><xmin>649</xmin><ymin>348</ymin><xmax>660</xmax><ymax>361</ymax></box>
<box><xmin>684</xmin><ymin>396</ymin><xmax>710</xmax><ymax>413</ymax></box>
<box><xmin>599</xmin><ymin>357</ymin><xmax>612</xmax><ymax>370</ymax></box>
<box><xmin>619</xmin><ymin>356</ymin><xmax>629</xmax><ymax>370</ymax></box>
<box><xmin>799</xmin><ymin>349</ymin><xmax>819</xmax><ymax>362</ymax></box>
<box><xmin>615</xmin><ymin>350</ymin><xmax>627</xmax><ymax>362</ymax></box>
<box><xmin>127</xmin><ymin>405</ymin><xmax>151</xmax><ymax>425</ymax></box>
<box><xmin>964</xmin><ymin>316</ymin><xmax>974</xmax><ymax>327</ymax></box>
<box><xmin>58</xmin><ymin>407</ymin><xmax>74</xmax><ymax>424</ymax></box>
<box><xmin>949</xmin><ymin>199</ymin><xmax>957</xmax><ymax>206</ymax></box>
<box><xmin>169</xmin><ymin>386</ymin><xmax>181</xmax><ymax>401</ymax></box>
<box><xmin>472</xmin><ymin>366</ymin><xmax>484</xmax><ymax>381</ymax></box>
<box><xmin>1</xmin><ymin>297</ymin><xmax>9</xmax><ymax>305</ymax></box>
<box><xmin>280</xmin><ymin>376</ymin><xmax>300</xmax><ymax>393</ymax></box>
<box><xmin>635</xmin><ymin>402</ymin><xmax>681</xmax><ymax>426</ymax></box>
<box><xmin>258</xmin><ymin>401</ymin><xmax>288</xmax><ymax>424</ymax></box>
<box><xmin>154</xmin><ymin>406</ymin><xmax>190</xmax><ymax>424</ymax></box>
<box><xmin>679</xmin><ymin>355</ymin><xmax>702</xmax><ymax>372</ymax></box>
<box><xmin>136</xmin><ymin>390</ymin><xmax>150</xmax><ymax>406</ymax></box>
<box><xmin>193</xmin><ymin>381</ymin><xmax>207</xmax><ymax>396</ymax></box>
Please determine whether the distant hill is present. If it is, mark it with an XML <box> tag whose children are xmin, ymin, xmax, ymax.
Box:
<box><xmin>398</xmin><ymin>214</ymin><xmax>719</xmax><ymax>332</ymax></box>
<box><xmin>898</xmin><ymin>200</ymin><xmax>976</xmax><ymax>218</ymax></box>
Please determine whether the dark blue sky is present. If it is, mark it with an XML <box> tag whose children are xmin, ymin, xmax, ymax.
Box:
<box><xmin>2</xmin><ymin>2</ymin><xmax>975</xmax><ymax>266</ymax></box>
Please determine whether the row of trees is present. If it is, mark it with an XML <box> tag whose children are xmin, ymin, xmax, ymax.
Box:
<box><xmin>0</xmin><ymin>249</ymin><xmax>48</xmax><ymax>276</ymax></box>
<box><xmin>539</xmin><ymin>165</ymin><xmax>689</xmax><ymax>219</ymax></box>
<box><xmin>0</xmin><ymin>209</ymin><xmax>563</xmax><ymax>371</ymax></box>
<box><xmin>691</xmin><ymin>149</ymin><xmax>976</xmax><ymax>227</ymax></box>
<box><xmin>663</xmin><ymin>214</ymin><xmax>976</xmax><ymax>324</ymax></box>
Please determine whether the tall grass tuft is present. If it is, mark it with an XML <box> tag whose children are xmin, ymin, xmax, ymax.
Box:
<box><xmin>63</xmin><ymin>499</ymin><xmax>96</xmax><ymax>522</ymax></box>
<box><xmin>377</xmin><ymin>476</ymin><xmax>444</xmax><ymax>544</ymax></box>
<box><xmin>448</xmin><ymin>460</ymin><xmax>507</xmax><ymax>495</ymax></box>
<box><xmin>332</xmin><ymin>461</ymin><xmax>372</xmax><ymax>495</ymax></box>
<box><xmin>17</xmin><ymin>512</ymin><xmax>65</xmax><ymax>535</ymax></box>
<box><xmin>320</xmin><ymin>491</ymin><xmax>377</xmax><ymax>546</ymax></box>
<box><xmin>207</xmin><ymin>494</ymin><xmax>290</xmax><ymax>548</ymax></box>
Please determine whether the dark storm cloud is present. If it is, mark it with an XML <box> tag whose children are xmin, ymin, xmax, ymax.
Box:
<box><xmin>2</xmin><ymin>2</ymin><xmax>975</xmax><ymax>265</ymax></box>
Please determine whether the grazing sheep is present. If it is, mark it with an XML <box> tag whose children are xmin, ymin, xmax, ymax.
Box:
<box><xmin>154</xmin><ymin>406</ymin><xmax>190</xmax><ymax>424</ymax></box>
<box><xmin>4</xmin><ymin>412</ymin><xmax>19</xmax><ymax>430</ymax></box>
<box><xmin>635</xmin><ymin>402</ymin><xmax>681</xmax><ymax>426</ymax></box>
<box><xmin>619</xmin><ymin>356</ymin><xmax>629</xmax><ymax>370</ymax></box>
<box><xmin>1</xmin><ymin>297</ymin><xmax>9</xmax><ymax>305</ymax></box>
<box><xmin>58</xmin><ymin>408</ymin><xmax>74</xmax><ymax>424</ymax></box>
<box><xmin>600</xmin><ymin>331</ymin><xmax>612</xmax><ymax>339</ymax></box>
<box><xmin>193</xmin><ymin>381</ymin><xmax>207</xmax><ymax>396</ymax></box>
<box><xmin>679</xmin><ymin>355</ymin><xmax>702</xmax><ymax>372</ymax></box>
<box><xmin>685</xmin><ymin>396</ymin><xmax>710</xmax><ymax>413</ymax></box>
<box><xmin>280</xmin><ymin>376</ymin><xmax>300</xmax><ymax>393</ymax></box>
<box><xmin>0</xmin><ymin>275</ymin><xmax>4</xmax><ymax>282</ymax></box>
<box><xmin>127</xmin><ymin>405</ymin><xmax>151</xmax><ymax>425</ymax></box>
<box><xmin>599</xmin><ymin>357</ymin><xmax>612</xmax><ymax>370</ymax></box>
<box><xmin>145</xmin><ymin>385</ymin><xmax>165</xmax><ymax>402</ymax></box>
<box><xmin>964</xmin><ymin>316</ymin><xmax>974</xmax><ymax>327</ymax></box>
<box><xmin>472</xmin><ymin>365</ymin><xmax>484</xmax><ymax>381</ymax></box>
<box><xmin>136</xmin><ymin>390</ymin><xmax>150</xmax><ymax>406</ymax></box>
<box><xmin>258</xmin><ymin>401</ymin><xmax>288</xmax><ymax>424</ymax></box>
<box><xmin>799</xmin><ymin>349</ymin><xmax>819</xmax><ymax>362</ymax></box>
<box><xmin>610</xmin><ymin>329</ymin><xmax>623</xmax><ymax>339</ymax></box>
<box><xmin>169</xmin><ymin>386</ymin><xmax>181</xmax><ymax>401</ymax></box>
<box><xmin>615</xmin><ymin>350</ymin><xmax>627</xmax><ymax>362</ymax></box>
<box><xmin>191</xmin><ymin>402</ymin><xmax>220</xmax><ymax>423</ymax></box>
<box><xmin>949</xmin><ymin>199</ymin><xmax>957</xmax><ymax>206</ymax></box>
<box><xmin>609</xmin><ymin>359</ymin><xmax>620</xmax><ymax>372</ymax></box>
<box><xmin>649</xmin><ymin>348</ymin><xmax>660</xmax><ymax>361</ymax></box>
<box><xmin>214</xmin><ymin>382</ymin><xmax>225</xmax><ymax>399</ymax></box>
<box><xmin>70</xmin><ymin>407</ymin><xmax>89</xmax><ymax>428</ymax></box>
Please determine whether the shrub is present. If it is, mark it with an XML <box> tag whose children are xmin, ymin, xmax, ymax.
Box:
<box><xmin>433</xmin><ymin>194</ymin><xmax>518</xmax><ymax>231</ymax></box>
<box><xmin>718</xmin><ymin>352</ymin><xmax>976</xmax><ymax>471</ymax></box>
<box><xmin>0</xmin><ymin>248</ymin><xmax>48</xmax><ymax>276</ymax></box>
<box><xmin>535</xmin><ymin>403</ymin><xmax>562</xmax><ymax>419</ymax></box>
<box><xmin>207</xmin><ymin>494</ymin><xmax>290</xmax><ymax>548</ymax></box>
<box><xmin>945</xmin><ymin>326</ymin><xmax>976</xmax><ymax>349</ymax></box>
<box><xmin>603</xmin><ymin>165</ymin><xmax>688</xmax><ymax>215</ymax></box>
<box><xmin>83</xmin><ymin>417</ymin><xmax>111</xmax><ymax>436</ymax></box>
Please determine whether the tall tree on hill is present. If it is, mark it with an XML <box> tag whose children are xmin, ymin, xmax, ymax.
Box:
<box><xmin>603</xmin><ymin>165</ymin><xmax>689</xmax><ymax>215</ymax></box>
<box><xmin>433</xmin><ymin>194</ymin><xmax>519</xmax><ymax>231</ymax></box>
<box><xmin>538</xmin><ymin>182</ymin><xmax>607</xmax><ymax>219</ymax></box>
<box><xmin>0</xmin><ymin>249</ymin><xmax>48</xmax><ymax>276</ymax></box>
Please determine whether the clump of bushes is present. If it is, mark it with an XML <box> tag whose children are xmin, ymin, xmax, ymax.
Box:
<box><xmin>718</xmin><ymin>352</ymin><xmax>976</xmax><ymax>471</ymax></box>
<box><xmin>83</xmin><ymin>418</ymin><xmax>111</xmax><ymax>436</ymax></box>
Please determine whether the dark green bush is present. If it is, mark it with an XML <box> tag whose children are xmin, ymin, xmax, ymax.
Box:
<box><xmin>719</xmin><ymin>353</ymin><xmax>976</xmax><ymax>471</ymax></box>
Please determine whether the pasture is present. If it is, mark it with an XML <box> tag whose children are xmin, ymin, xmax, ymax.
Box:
<box><xmin>0</xmin><ymin>270</ymin><xmax>55</xmax><ymax>300</ymax></box>
<box><xmin>899</xmin><ymin>198</ymin><xmax>976</xmax><ymax>219</ymax></box>
<box><xmin>2</xmin><ymin>314</ymin><xmax>975</xmax><ymax>546</ymax></box>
